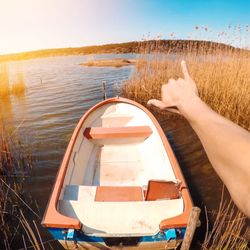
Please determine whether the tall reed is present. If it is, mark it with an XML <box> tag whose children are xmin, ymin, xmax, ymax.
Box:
<box><xmin>0</xmin><ymin>124</ymin><xmax>51</xmax><ymax>249</ymax></box>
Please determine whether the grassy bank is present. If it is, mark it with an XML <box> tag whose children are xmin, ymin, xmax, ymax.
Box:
<box><xmin>0</xmin><ymin>40</ymin><xmax>249</xmax><ymax>63</ymax></box>
<box><xmin>121</xmin><ymin>41</ymin><xmax>250</xmax><ymax>249</ymax></box>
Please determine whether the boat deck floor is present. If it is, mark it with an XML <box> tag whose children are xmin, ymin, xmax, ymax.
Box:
<box><xmin>93</xmin><ymin>144</ymin><xmax>145</xmax><ymax>186</ymax></box>
<box><xmin>91</xmin><ymin>144</ymin><xmax>171</xmax><ymax>186</ymax></box>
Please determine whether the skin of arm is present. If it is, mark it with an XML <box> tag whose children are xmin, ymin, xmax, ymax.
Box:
<box><xmin>148</xmin><ymin>61</ymin><xmax>250</xmax><ymax>217</ymax></box>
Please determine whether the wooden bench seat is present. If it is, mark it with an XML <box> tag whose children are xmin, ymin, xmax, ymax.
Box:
<box><xmin>95</xmin><ymin>186</ymin><xmax>144</xmax><ymax>202</ymax></box>
<box><xmin>83</xmin><ymin>126</ymin><xmax>152</xmax><ymax>139</ymax></box>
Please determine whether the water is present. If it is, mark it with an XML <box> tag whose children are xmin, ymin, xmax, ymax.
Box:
<box><xmin>3</xmin><ymin>53</ymin><xmax>135</xmax><ymax>173</ymax></box>
<box><xmin>1</xmin><ymin>54</ymin><xmax>225</xmax><ymax>249</ymax></box>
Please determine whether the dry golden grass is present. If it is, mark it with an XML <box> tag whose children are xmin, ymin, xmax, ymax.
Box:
<box><xmin>0</xmin><ymin>125</ymin><xmax>51</xmax><ymax>249</ymax></box>
<box><xmin>122</xmin><ymin>44</ymin><xmax>250</xmax><ymax>131</ymax></box>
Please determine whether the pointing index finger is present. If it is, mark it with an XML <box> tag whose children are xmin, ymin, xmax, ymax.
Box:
<box><xmin>181</xmin><ymin>60</ymin><xmax>190</xmax><ymax>80</ymax></box>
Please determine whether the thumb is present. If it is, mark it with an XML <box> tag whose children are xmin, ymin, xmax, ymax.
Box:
<box><xmin>148</xmin><ymin>99</ymin><xmax>181</xmax><ymax>114</ymax></box>
<box><xmin>147</xmin><ymin>99</ymin><xmax>167</xmax><ymax>110</ymax></box>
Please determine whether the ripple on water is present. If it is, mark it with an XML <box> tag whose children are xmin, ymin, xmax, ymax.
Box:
<box><xmin>6</xmin><ymin>54</ymin><xmax>135</xmax><ymax>180</ymax></box>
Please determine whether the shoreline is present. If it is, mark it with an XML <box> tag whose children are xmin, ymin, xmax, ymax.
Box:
<box><xmin>1</xmin><ymin>40</ymin><xmax>248</xmax><ymax>63</ymax></box>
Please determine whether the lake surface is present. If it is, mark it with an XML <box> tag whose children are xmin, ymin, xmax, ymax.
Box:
<box><xmin>0</xmin><ymin>54</ymin><xmax>225</xmax><ymax>249</ymax></box>
<box><xmin>2</xmin><ymin>53</ymin><xmax>135</xmax><ymax>180</ymax></box>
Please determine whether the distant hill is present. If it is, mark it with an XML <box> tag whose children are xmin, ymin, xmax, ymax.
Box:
<box><xmin>0</xmin><ymin>40</ymin><xmax>248</xmax><ymax>63</ymax></box>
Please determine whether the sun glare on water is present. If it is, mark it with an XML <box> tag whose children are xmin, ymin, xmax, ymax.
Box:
<box><xmin>0</xmin><ymin>64</ymin><xmax>26</xmax><ymax>97</ymax></box>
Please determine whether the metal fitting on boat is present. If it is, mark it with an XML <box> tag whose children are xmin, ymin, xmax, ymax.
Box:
<box><xmin>164</xmin><ymin>229</ymin><xmax>177</xmax><ymax>240</ymax></box>
<box><xmin>66</xmin><ymin>229</ymin><xmax>75</xmax><ymax>240</ymax></box>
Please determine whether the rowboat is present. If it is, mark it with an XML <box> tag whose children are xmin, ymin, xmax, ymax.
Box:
<box><xmin>42</xmin><ymin>97</ymin><xmax>193</xmax><ymax>249</ymax></box>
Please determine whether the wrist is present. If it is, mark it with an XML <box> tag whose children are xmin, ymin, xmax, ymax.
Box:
<box><xmin>177</xmin><ymin>96</ymin><xmax>208</xmax><ymax>123</ymax></box>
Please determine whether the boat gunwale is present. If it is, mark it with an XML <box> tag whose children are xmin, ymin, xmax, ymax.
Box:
<box><xmin>41</xmin><ymin>97</ymin><xmax>193</xmax><ymax>230</ymax></box>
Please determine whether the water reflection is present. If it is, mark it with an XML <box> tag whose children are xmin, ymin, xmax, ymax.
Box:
<box><xmin>0</xmin><ymin>62</ymin><xmax>27</xmax><ymax>133</ymax></box>
<box><xmin>0</xmin><ymin>63</ymin><xmax>10</xmax><ymax>97</ymax></box>
<box><xmin>0</xmin><ymin>96</ymin><xmax>13</xmax><ymax>123</ymax></box>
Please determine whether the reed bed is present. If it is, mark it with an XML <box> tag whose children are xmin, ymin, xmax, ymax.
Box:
<box><xmin>0</xmin><ymin>63</ymin><xmax>26</xmax><ymax>98</ymax></box>
<box><xmin>121</xmin><ymin>40</ymin><xmax>250</xmax><ymax>249</ymax></box>
<box><xmin>0</xmin><ymin>125</ymin><xmax>53</xmax><ymax>249</ymax></box>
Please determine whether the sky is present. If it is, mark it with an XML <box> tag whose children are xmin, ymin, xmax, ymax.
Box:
<box><xmin>0</xmin><ymin>0</ymin><xmax>249</xmax><ymax>55</ymax></box>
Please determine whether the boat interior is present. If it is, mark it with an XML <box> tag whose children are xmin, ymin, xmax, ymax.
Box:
<box><xmin>58</xmin><ymin>102</ymin><xmax>184</xmax><ymax>236</ymax></box>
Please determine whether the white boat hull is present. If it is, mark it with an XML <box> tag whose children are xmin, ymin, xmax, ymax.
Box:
<box><xmin>43</xmin><ymin>98</ymin><xmax>194</xmax><ymax>249</ymax></box>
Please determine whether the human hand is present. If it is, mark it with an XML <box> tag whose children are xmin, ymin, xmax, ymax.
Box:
<box><xmin>147</xmin><ymin>61</ymin><xmax>199</xmax><ymax>115</ymax></box>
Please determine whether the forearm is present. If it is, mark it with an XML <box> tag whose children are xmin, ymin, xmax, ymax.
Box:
<box><xmin>179</xmin><ymin>97</ymin><xmax>250</xmax><ymax>216</ymax></box>
<box><xmin>147</xmin><ymin>60</ymin><xmax>250</xmax><ymax>216</ymax></box>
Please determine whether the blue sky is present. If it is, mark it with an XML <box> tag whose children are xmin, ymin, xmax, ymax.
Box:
<box><xmin>0</xmin><ymin>0</ymin><xmax>249</xmax><ymax>54</ymax></box>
